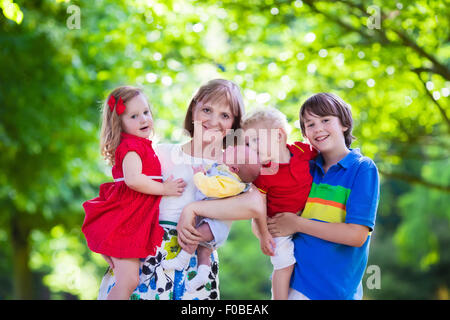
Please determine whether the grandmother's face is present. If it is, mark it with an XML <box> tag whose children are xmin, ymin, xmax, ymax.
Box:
<box><xmin>192</xmin><ymin>100</ymin><xmax>235</xmax><ymax>144</ymax></box>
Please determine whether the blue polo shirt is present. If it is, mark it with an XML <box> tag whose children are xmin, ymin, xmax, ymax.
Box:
<box><xmin>290</xmin><ymin>148</ymin><xmax>379</xmax><ymax>299</ymax></box>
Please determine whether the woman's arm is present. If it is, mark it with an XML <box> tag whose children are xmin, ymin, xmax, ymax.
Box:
<box><xmin>185</xmin><ymin>185</ymin><xmax>265</xmax><ymax>220</ymax></box>
<box><xmin>268</xmin><ymin>212</ymin><xmax>369</xmax><ymax>247</ymax></box>
<box><xmin>177</xmin><ymin>185</ymin><xmax>266</xmax><ymax>247</ymax></box>
<box><xmin>122</xmin><ymin>152</ymin><xmax>185</xmax><ymax>196</ymax></box>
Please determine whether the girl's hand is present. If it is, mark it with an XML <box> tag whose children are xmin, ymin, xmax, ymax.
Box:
<box><xmin>176</xmin><ymin>204</ymin><xmax>203</xmax><ymax>248</ymax></box>
<box><xmin>267</xmin><ymin>212</ymin><xmax>300</xmax><ymax>237</ymax></box>
<box><xmin>163</xmin><ymin>175</ymin><xmax>186</xmax><ymax>196</ymax></box>
<box><xmin>259</xmin><ymin>232</ymin><xmax>276</xmax><ymax>257</ymax></box>
<box><xmin>102</xmin><ymin>254</ymin><xmax>115</xmax><ymax>269</ymax></box>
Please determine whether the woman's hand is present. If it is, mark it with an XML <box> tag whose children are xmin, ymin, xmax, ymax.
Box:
<box><xmin>176</xmin><ymin>203</ymin><xmax>203</xmax><ymax>248</ymax></box>
<box><xmin>267</xmin><ymin>212</ymin><xmax>301</xmax><ymax>237</ymax></box>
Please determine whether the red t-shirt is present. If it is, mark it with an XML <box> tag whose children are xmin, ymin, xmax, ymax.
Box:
<box><xmin>253</xmin><ymin>142</ymin><xmax>318</xmax><ymax>217</ymax></box>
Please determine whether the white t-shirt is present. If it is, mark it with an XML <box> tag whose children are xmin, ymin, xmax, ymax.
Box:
<box><xmin>154</xmin><ymin>143</ymin><xmax>216</xmax><ymax>223</ymax></box>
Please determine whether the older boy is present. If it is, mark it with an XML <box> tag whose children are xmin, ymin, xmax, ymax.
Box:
<box><xmin>268</xmin><ymin>93</ymin><xmax>380</xmax><ymax>299</ymax></box>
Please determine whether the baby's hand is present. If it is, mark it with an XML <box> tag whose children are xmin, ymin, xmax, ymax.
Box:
<box><xmin>163</xmin><ymin>175</ymin><xmax>186</xmax><ymax>196</ymax></box>
<box><xmin>192</xmin><ymin>166</ymin><xmax>205</xmax><ymax>175</ymax></box>
<box><xmin>259</xmin><ymin>232</ymin><xmax>276</xmax><ymax>257</ymax></box>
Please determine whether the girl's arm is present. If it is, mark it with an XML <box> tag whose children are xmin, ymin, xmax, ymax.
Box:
<box><xmin>176</xmin><ymin>185</ymin><xmax>266</xmax><ymax>246</ymax></box>
<box><xmin>122</xmin><ymin>152</ymin><xmax>186</xmax><ymax>196</ymax></box>
<box><xmin>268</xmin><ymin>212</ymin><xmax>369</xmax><ymax>247</ymax></box>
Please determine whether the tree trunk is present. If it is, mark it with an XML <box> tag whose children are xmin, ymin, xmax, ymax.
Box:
<box><xmin>10</xmin><ymin>212</ymin><xmax>33</xmax><ymax>299</ymax></box>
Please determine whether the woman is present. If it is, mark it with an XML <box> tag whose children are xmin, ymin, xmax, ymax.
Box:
<box><xmin>97</xmin><ymin>79</ymin><xmax>265</xmax><ymax>300</ymax></box>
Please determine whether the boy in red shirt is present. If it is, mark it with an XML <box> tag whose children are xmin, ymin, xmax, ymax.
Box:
<box><xmin>242</xmin><ymin>107</ymin><xmax>317</xmax><ymax>300</ymax></box>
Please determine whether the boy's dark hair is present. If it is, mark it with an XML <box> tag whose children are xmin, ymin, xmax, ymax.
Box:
<box><xmin>299</xmin><ymin>92</ymin><xmax>356</xmax><ymax>148</ymax></box>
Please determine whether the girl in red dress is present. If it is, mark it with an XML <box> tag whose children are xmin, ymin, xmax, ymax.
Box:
<box><xmin>82</xmin><ymin>86</ymin><xmax>186</xmax><ymax>300</ymax></box>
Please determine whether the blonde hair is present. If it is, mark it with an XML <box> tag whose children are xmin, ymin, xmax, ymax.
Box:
<box><xmin>184</xmin><ymin>79</ymin><xmax>245</xmax><ymax>137</ymax></box>
<box><xmin>241</xmin><ymin>107</ymin><xmax>292</xmax><ymax>135</ymax></box>
<box><xmin>100</xmin><ymin>86</ymin><xmax>148</xmax><ymax>166</ymax></box>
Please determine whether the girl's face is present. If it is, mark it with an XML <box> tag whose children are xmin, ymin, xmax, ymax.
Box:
<box><xmin>244</xmin><ymin>122</ymin><xmax>283</xmax><ymax>165</ymax></box>
<box><xmin>121</xmin><ymin>94</ymin><xmax>153</xmax><ymax>139</ymax></box>
<box><xmin>192</xmin><ymin>100</ymin><xmax>234</xmax><ymax>144</ymax></box>
<box><xmin>302</xmin><ymin>112</ymin><xmax>348</xmax><ymax>153</ymax></box>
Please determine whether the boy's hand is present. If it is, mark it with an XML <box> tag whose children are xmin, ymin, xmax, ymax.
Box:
<box><xmin>268</xmin><ymin>212</ymin><xmax>299</xmax><ymax>237</ymax></box>
<box><xmin>259</xmin><ymin>232</ymin><xmax>276</xmax><ymax>256</ymax></box>
<box><xmin>163</xmin><ymin>175</ymin><xmax>186</xmax><ymax>196</ymax></box>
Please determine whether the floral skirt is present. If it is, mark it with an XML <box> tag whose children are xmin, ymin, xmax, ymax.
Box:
<box><xmin>97</xmin><ymin>221</ymin><xmax>220</xmax><ymax>300</ymax></box>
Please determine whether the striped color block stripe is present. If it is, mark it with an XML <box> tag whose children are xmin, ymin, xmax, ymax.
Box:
<box><xmin>302</xmin><ymin>183</ymin><xmax>351</xmax><ymax>223</ymax></box>
<box><xmin>308</xmin><ymin>183</ymin><xmax>351</xmax><ymax>205</ymax></box>
<box><xmin>302</xmin><ymin>201</ymin><xmax>347</xmax><ymax>223</ymax></box>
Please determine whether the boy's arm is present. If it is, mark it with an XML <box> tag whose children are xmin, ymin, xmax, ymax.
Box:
<box><xmin>251</xmin><ymin>193</ymin><xmax>275</xmax><ymax>256</ymax></box>
<box><xmin>268</xmin><ymin>213</ymin><xmax>369</xmax><ymax>247</ymax></box>
<box><xmin>251</xmin><ymin>192</ymin><xmax>268</xmax><ymax>239</ymax></box>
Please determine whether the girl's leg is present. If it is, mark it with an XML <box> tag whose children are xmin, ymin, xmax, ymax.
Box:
<box><xmin>107</xmin><ymin>257</ymin><xmax>140</xmax><ymax>300</ymax></box>
<box><xmin>272</xmin><ymin>264</ymin><xmax>294</xmax><ymax>300</ymax></box>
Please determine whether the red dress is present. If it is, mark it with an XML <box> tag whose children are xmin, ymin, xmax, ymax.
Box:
<box><xmin>253</xmin><ymin>142</ymin><xmax>318</xmax><ymax>217</ymax></box>
<box><xmin>82</xmin><ymin>133</ymin><xmax>164</xmax><ymax>258</ymax></box>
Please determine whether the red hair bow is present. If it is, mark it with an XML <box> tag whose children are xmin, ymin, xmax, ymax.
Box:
<box><xmin>107</xmin><ymin>95</ymin><xmax>126</xmax><ymax>115</ymax></box>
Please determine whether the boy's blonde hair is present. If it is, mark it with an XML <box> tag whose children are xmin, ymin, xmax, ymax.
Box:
<box><xmin>241</xmin><ymin>107</ymin><xmax>291</xmax><ymax>136</ymax></box>
<box><xmin>100</xmin><ymin>86</ymin><xmax>149</xmax><ymax>166</ymax></box>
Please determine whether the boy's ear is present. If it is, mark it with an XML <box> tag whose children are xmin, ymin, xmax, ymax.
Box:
<box><xmin>278</xmin><ymin>128</ymin><xmax>288</xmax><ymax>142</ymax></box>
<box><xmin>342</xmin><ymin>126</ymin><xmax>349</xmax><ymax>133</ymax></box>
<box><xmin>229</xmin><ymin>165</ymin><xmax>239</xmax><ymax>173</ymax></box>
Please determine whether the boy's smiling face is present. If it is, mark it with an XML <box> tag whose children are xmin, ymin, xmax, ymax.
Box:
<box><xmin>303</xmin><ymin>111</ymin><xmax>348</xmax><ymax>153</ymax></box>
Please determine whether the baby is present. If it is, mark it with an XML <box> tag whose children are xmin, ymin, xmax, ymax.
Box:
<box><xmin>162</xmin><ymin>144</ymin><xmax>261</xmax><ymax>292</ymax></box>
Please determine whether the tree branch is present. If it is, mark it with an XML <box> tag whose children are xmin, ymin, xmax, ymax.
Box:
<box><xmin>378</xmin><ymin>169</ymin><xmax>450</xmax><ymax>193</ymax></box>
<box><xmin>412</xmin><ymin>69</ymin><xmax>450</xmax><ymax>132</ymax></box>
<box><xmin>394</xmin><ymin>30</ymin><xmax>450</xmax><ymax>81</ymax></box>
<box><xmin>305</xmin><ymin>1</ymin><xmax>450</xmax><ymax>81</ymax></box>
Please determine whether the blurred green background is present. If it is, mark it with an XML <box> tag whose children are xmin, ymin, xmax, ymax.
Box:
<box><xmin>0</xmin><ymin>0</ymin><xmax>449</xmax><ymax>300</ymax></box>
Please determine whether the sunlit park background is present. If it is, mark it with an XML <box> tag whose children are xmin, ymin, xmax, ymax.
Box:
<box><xmin>0</xmin><ymin>0</ymin><xmax>449</xmax><ymax>300</ymax></box>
